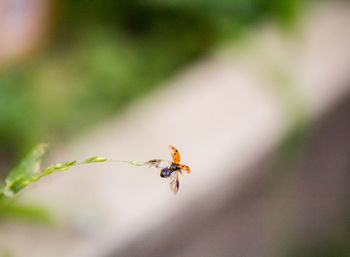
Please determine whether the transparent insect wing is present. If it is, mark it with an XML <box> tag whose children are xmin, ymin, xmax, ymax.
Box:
<box><xmin>177</xmin><ymin>164</ymin><xmax>190</xmax><ymax>174</ymax></box>
<box><xmin>144</xmin><ymin>159</ymin><xmax>171</xmax><ymax>169</ymax></box>
<box><xmin>169</xmin><ymin>170</ymin><xmax>179</xmax><ymax>194</ymax></box>
<box><xmin>169</xmin><ymin>145</ymin><xmax>180</xmax><ymax>164</ymax></box>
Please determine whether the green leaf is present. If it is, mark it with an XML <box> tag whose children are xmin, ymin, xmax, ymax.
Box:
<box><xmin>0</xmin><ymin>181</ymin><xmax>5</xmax><ymax>198</ymax></box>
<box><xmin>0</xmin><ymin>143</ymin><xmax>142</xmax><ymax>199</ymax></box>
<box><xmin>0</xmin><ymin>201</ymin><xmax>53</xmax><ymax>225</ymax></box>
<box><xmin>3</xmin><ymin>144</ymin><xmax>47</xmax><ymax>196</ymax></box>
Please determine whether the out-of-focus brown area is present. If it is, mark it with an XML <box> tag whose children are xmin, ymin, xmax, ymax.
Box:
<box><xmin>111</xmin><ymin>94</ymin><xmax>350</xmax><ymax>257</ymax></box>
<box><xmin>1</xmin><ymin>1</ymin><xmax>350</xmax><ymax>257</ymax></box>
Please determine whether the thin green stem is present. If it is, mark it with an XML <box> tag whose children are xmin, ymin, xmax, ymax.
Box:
<box><xmin>0</xmin><ymin>156</ymin><xmax>145</xmax><ymax>199</ymax></box>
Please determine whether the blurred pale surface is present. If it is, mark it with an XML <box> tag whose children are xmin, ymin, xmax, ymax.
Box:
<box><xmin>0</xmin><ymin>0</ymin><xmax>49</xmax><ymax>63</ymax></box>
<box><xmin>1</xmin><ymin>2</ymin><xmax>350</xmax><ymax>257</ymax></box>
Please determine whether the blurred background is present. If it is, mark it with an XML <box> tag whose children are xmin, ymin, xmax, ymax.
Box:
<box><xmin>0</xmin><ymin>0</ymin><xmax>350</xmax><ymax>256</ymax></box>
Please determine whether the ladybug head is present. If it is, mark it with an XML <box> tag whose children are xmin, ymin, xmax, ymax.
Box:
<box><xmin>170</xmin><ymin>163</ymin><xmax>178</xmax><ymax>170</ymax></box>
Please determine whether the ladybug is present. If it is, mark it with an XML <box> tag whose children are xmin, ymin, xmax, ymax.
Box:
<box><xmin>145</xmin><ymin>145</ymin><xmax>190</xmax><ymax>194</ymax></box>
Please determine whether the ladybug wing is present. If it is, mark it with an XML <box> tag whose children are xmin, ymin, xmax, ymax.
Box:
<box><xmin>169</xmin><ymin>145</ymin><xmax>180</xmax><ymax>164</ymax></box>
<box><xmin>144</xmin><ymin>159</ymin><xmax>171</xmax><ymax>169</ymax></box>
<box><xmin>178</xmin><ymin>164</ymin><xmax>190</xmax><ymax>174</ymax></box>
<box><xmin>169</xmin><ymin>170</ymin><xmax>179</xmax><ymax>194</ymax></box>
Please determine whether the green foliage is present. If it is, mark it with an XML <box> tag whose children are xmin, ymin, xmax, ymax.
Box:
<box><xmin>0</xmin><ymin>143</ymin><xmax>148</xmax><ymax>227</ymax></box>
<box><xmin>0</xmin><ymin>251</ymin><xmax>13</xmax><ymax>257</ymax></box>
<box><xmin>1</xmin><ymin>144</ymin><xmax>46</xmax><ymax>197</ymax></box>
<box><xmin>0</xmin><ymin>201</ymin><xmax>53</xmax><ymax>224</ymax></box>
<box><xmin>0</xmin><ymin>0</ymin><xmax>302</xmax><ymax>173</ymax></box>
<box><xmin>0</xmin><ymin>144</ymin><xmax>109</xmax><ymax>199</ymax></box>
<box><xmin>0</xmin><ymin>181</ymin><xmax>4</xmax><ymax>197</ymax></box>
<box><xmin>0</xmin><ymin>143</ymin><xmax>145</xmax><ymax>199</ymax></box>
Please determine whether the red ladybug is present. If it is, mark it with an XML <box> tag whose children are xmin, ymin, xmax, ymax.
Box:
<box><xmin>145</xmin><ymin>145</ymin><xmax>190</xmax><ymax>194</ymax></box>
